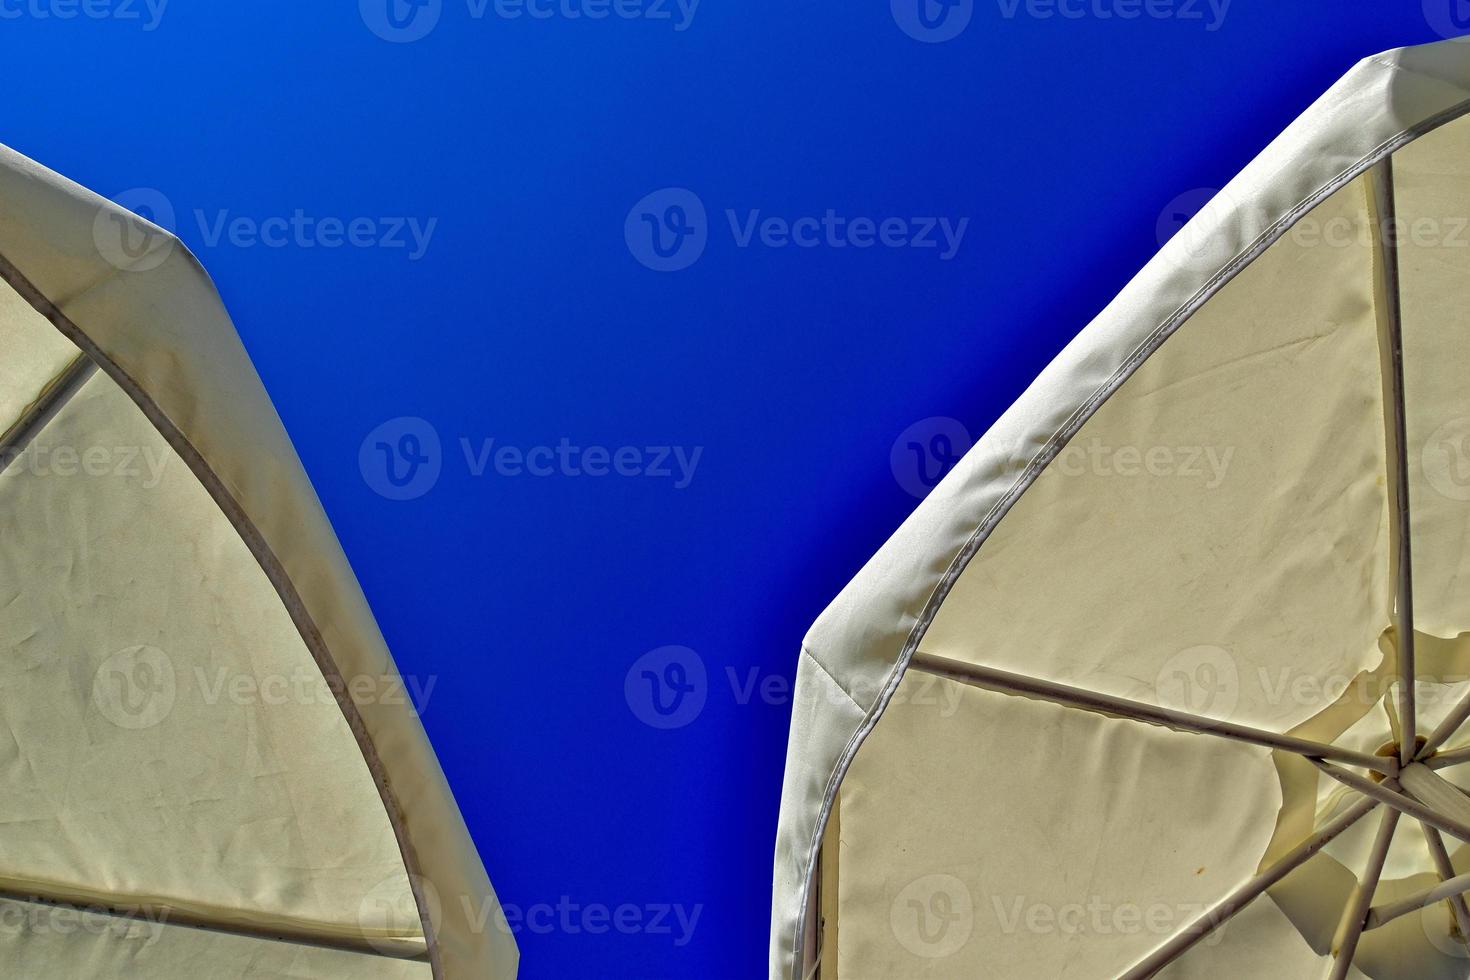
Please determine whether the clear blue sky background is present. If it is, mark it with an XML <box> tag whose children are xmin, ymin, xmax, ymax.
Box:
<box><xmin>1</xmin><ymin>2</ymin><xmax>1463</xmax><ymax>976</ymax></box>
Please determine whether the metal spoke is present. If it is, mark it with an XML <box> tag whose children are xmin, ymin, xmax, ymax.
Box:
<box><xmin>910</xmin><ymin>652</ymin><xmax>1395</xmax><ymax>773</ymax></box>
<box><xmin>0</xmin><ymin>353</ymin><xmax>95</xmax><ymax>477</ymax></box>
<box><xmin>0</xmin><ymin>882</ymin><xmax>428</xmax><ymax>961</ymax></box>
<box><xmin>1366</xmin><ymin>869</ymin><xmax>1470</xmax><ymax>930</ymax></box>
<box><xmin>1117</xmin><ymin>796</ymin><xmax>1379</xmax><ymax>979</ymax></box>
<box><xmin>1428</xmin><ymin>746</ymin><xmax>1470</xmax><ymax>770</ymax></box>
<box><xmin>1329</xmin><ymin>808</ymin><xmax>1400</xmax><ymax>979</ymax></box>
<box><xmin>1376</xmin><ymin>826</ymin><xmax>1470</xmax><ymax>941</ymax></box>
<box><xmin>1400</xmin><ymin>763</ymin><xmax>1470</xmax><ymax>826</ymax></box>
<box><xmin>1369</xmin><ymin>158</ymin><xmax>1418</xmax><ymax>767</ymax></box>
<box><xmin>1312</xmin><ymin>760</ymin><xmax>1470</xmax><ymax>843</ymax></box>
<box><xmin>1424</xmin><ymin>706</ymin><xmax>1470</xmax><ymax>760</ymax></box>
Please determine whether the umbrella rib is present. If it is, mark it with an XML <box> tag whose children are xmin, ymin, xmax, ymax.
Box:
<box><xmin>0</xmin><ymin>352</ymin><xmax>96</xmax><ymax>477</ymax></box>
<box><xmin>1329</xmin><ymin>808</ymin><xmax>1400</xmax><ymax>979</ymax></box>
<box><xmin>1312</xmin><ymin>760</ymin><xmax>1470</xmax><ymax>842</ymax></box>
<box><xmin>1379</xmin><ymin>825</ymin><xmax>1470</xmax><ymax>941</ymax></box>
<box><xmin>1117</xmin><ymin>795</ymin><xmax>1379</xmax><ymax>979</ymax></box>
<box><xmin>909</xmin><ymin>652</ymin><xmax>1394</xmax><ymax>773</ymax></box>
<box><xmin>1370</xmin><ymin>158</ymin><xmax>1418</xmax><ymax>767</ymax></box>
<box><xmin>1399</xmin><ymin>762</ymin><xmax>1470</xmax><ymax>826</ymax></box>
<box><xmin>1428</xmin><ymin>746</ymin><xmax>1470</xmax><ymax>770</ymax></box>
<box><xmin>1423</xmin><ymin>701</ymin><xmax>1470</xmax><ymax>760</ymax></box>
<box><xmin>0</xmin><ymin>882</ymin><xmax>429</xmax><ymax>961</ymax></box>
<box><xmin>1365</xmin><ymin>868</ymin><xmax>1470</xmax><ymax>931</ymax></box>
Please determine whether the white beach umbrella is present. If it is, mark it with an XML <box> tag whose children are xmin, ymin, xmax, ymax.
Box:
<box><xmin>0</xmin><ymin>149</ymin><xmax>516</xmax><ymax>976</ymax></box>
<box><xmin>771</xmin><ymin>36</ymin><xmax>1470</xmax><ymax>980</ymax></box>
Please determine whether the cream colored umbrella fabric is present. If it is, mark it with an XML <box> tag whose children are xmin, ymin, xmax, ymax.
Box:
<box><xmin>770</xmin><ymin>36</ymin><xmax>1470</xmax><ymax>980</ymax></box>
<box><xmin>0</xmin><ymin>148</ymin><xmax>517</xmax><ymax>977</ymax></box>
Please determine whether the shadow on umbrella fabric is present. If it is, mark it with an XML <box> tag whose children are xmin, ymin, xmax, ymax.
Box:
<box><xmin>770</xmin><ymin>34</ymin><xmax>1470</xmax><ymax>980</ymax></box>
<box><xmin>0</xmin><ymin>152</ymin><xmax>517</xmax><ymax>976</ymax></box>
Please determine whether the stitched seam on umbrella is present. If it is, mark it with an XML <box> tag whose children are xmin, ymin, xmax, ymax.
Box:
<box><xmin>0</xmin><ymin>254</ymin><xmax>448</xmax><ymax>979</ymax></box>
<box><xmin>1366</xmin><ymin>54</ymin><xmax>1470</xmax><ymax>96</ymax></box>
<box><xmin>801</xmin><ymin>647</ymin><xmax>863</xmax><ymax>711</ymax></box>
<box><xmin>784</xmin><ymin>94</ymin><xmax>1470</xmax><ymax>976</ymax></box>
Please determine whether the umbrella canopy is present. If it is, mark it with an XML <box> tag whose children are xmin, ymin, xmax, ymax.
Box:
<box><xmin>771</xmin><ymin>36</ymin><xmax>1470</xmax><ymax>980</ymax></box>
<box><xmin>0</xmin><ymin>148</ymin><xmax>516</xmax><ymax>977</ymax></box>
